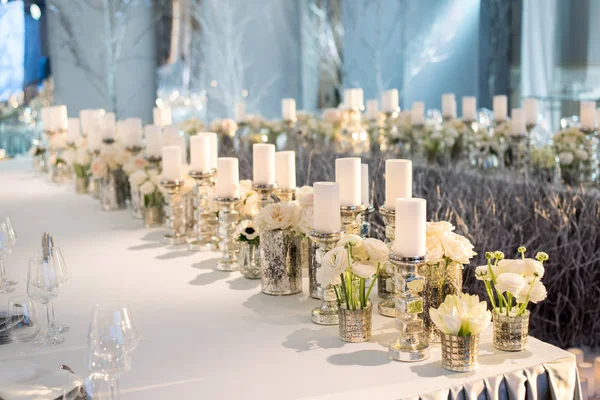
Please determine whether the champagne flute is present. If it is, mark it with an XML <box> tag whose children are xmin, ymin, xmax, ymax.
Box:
<box><xmin>27</xmin><ymin>252</ymin><xmax>63</xmax><ymax>346</ymax></box>
<box><xmin>6</xmin><ymin>296</ymin><xmax>40</xmax><ymax>342</ymax></box>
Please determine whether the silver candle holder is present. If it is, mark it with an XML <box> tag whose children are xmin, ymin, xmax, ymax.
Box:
<box><xmin>145</xmin><ymin>155</ymin><xmax>162</xmax><ymax>170</ymax></box>
<box><xmin>160</xmin><ymin>179</ymin><xmax>187</xmax><ymax>245</ymax></box>
<box><xmin>253</xmin><ymin>183</ymin><xmax>277</xmax><ymax>208</ymax></box>
<box><xmin>359</xmin><ymin>204</ymin><xmax>375</xmax><ymax>238</ymax></box>
<box><xmin>274</xmin><ymin>188</ymin><xmax>296</xmax><ymax>203</ymax></box>
<box><xmin>215</xmin><ymin>196</ymin><xmax>242</xmax><ymax>271</ymax></box>
<box><xmin>340</xmin><ymin>204</ymin><xmax>367</xmax><ymax>235</ymax></box>
<box><xmin>188</xmin><ymin>169</ymin><xmax>218</xmax><ymax>252</ymax></box>
<box><xmin>125</xmin><ymin>146</ymin><xmax>143</xmax><ymax>156</ymax></box>
<box><xmin>377</xmin><ymin>206</ymin><xmax>396</xmax><ymax>317</ymax></box>
<box><xmin>388</xmin><ymin>253</ymin><xmax>430</xmax><ymax>362</ymax></box>
<box><xmin>309</xmin><ymin>230</ymin><xmax>342</xmax><ymax>325</ymax></box>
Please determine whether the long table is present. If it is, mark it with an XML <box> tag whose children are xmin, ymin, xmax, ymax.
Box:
<box><xmin>0</xmin><ymin>157</ymin><xmax>581</xmax><ymax>399</ymax></box>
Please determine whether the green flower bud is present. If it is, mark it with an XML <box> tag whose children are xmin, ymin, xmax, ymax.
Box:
<box><xmin>494</xmin><ymin>251</ymin><xmax>504</xmax><ymax>260</ymax></box>
<box><xmin>518</xmin><ymin>246</ymin><xmax>526</xmax><ymax>254</ymax></box>
<box><xmin>485</xmin><ymin>252</ymin><xmax>493</xmax><ymax>260</ymax></box>
<box><xmin>536</xmin><ymin>252</ymin><xmax>549</xmax><ymax>262</ymax></box>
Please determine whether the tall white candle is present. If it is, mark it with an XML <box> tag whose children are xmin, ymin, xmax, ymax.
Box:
<box><xmin>313</xmin><ymin>182</ymin><xmax>341</xmax><ymax>234</ymax></box>
<box><xmin>253</xmin><ymin>144</ymin><xmax>275</xmax><ymax>185</ymax></box>
<box><xmin>385</xmin><ymin>159</ymin><xmax>412</xmax><ymax>210</ymax></box>
<box><xmin>568</xmin><ymin>348</ymin><xmax>584</xmax><ymax>366</ymax></box>
<box><xmin>335</xmin><ymin>157</ymin><xmax>361</xmax><ymax>207</ymax></box>
<box><xmin>41</xmin><ymin>107</ymin><xmax>53</xmax><ymax>131</ymax></box>
<box><xmin>393</xmin><ymin>198</ymin><xmax>426</xmax><ymax>257</ymax></box>
<box><xmin>524</xmin><ymin>98</ymin><xmax>538</xmax><ymax>126</ymax></box>
<box><xmin>275</xmin><ymin>151</ymin><xmax>296</xmax><ymax>190</ymax></box>
<box><xmin>593</xmin><ymin>356</ymin><xmax>600</xmax><ymax>395</ymax></box>
<box><xmin>382</xmin><ymin>89</ymin><xmax>399</xmax><ymax>113</ymax></box>
<box><xmin>344</xmin><ymin>89</ymin><xmax>361</xmax><ymax>110</ymax></box>
<box><xmin>163</xmin><ymin>125</ymin><xmax>180</xmax><ymax>146</ymax></box>
<box><xmin>171</xmin><ymin>134</ymin><xmax>187</xmax><ymax>164</ymax></box>
<box><xmin>581</xmin><ymin>378</ymin><xmax>589</xmax><ymax>400</ymax></box>
<box><xmin>361</xmin><ymin>163</ymin><xmax>369</xmax><ymax>206</ymax></box>
<box><xmin>216</xmin><ymin>157</ymin><xmax>240</xmax><ymax>198</ymax></box>
<box><xmin>235</xmin><ymin>101</ymin><xmax>246</xmax><ymax>122</ymax></box>
<box><xmin>122</xmin><ymin>118</ymin><xmax>143</xmax><ymax>147</ymax></box>
<box><xmin>580</xmin><ymin>101</ymin><xmax>596</xmax><ymax>130</ymax></box>
<box><xmin>366</xmin><ymin>99</ymin><xmax>379</xmax><ymax>120</ymax></box>
<box><xmin>153</xmin><ymin>107</ymin><xmax>172</xmax><ymax>127</ymax></box>
<box><xmin>580</xmin><ymin>362</ymin><xmax>595</xmax><ymax>396</ymax></box>
<box><xmin>79</xmin><ymin>109</ymin><xmax>105</xmax><ymax>136</ymax></box>
<box><xmin>198</xmin><ymin>132</ymin><xmax>218</xmax><ymax>170</ymax></box>
<box><xmin>493</xmin><ymin>95</ymin><xmax>508</xmax><ymax>121</ymax></box>
<box><xmin>511</xmin><ymin>109</ymin><xmax>525</xmax><ymax>135</ymax></box>
<box><xmin>411</xmin><ymin>102</ymin><xmax>425</xmax><ymax>126</ymax></box>
<box><xmin>190</xmin><ymin>135</ymin><xmax>212</xmax><ymax>172</ymax></box>
<box><xmin>144</xmin><ymin>125</ymin><xmax>163</xmax><ymax>157</ymax></box>
<box><xmin>67</xmin><ymin>118</ymin><xmax>81</xmax><ymax>143</ymax></box>
<box><xmin>54</xmin><ymin>105</ymin><xmax>68</xmax><ymax>131</ymax></box>
<box><xmin>101</xmin><ymin>113</ymin><xmax>116</xmax><ymax>140</ymax></box>
<box><xmin>462</xmin><ymin>96</ymin><xmax>477</xmax><ymax>121</ymax></box>
<box><xmin>355</xmin><ymin>88</ymin><xmax>364</xmax><ymax>110</ymax></box>
<box><xmin>281</xmin><ymin>98</ymin><xmax>296</xmax><ymax>121</ymax></box>
<box><xmin>441</xmin><ymin>93</ymin><xmax>456</xmax><ymax>118</ymax></box>
<box><xmin>161</xmin><ymin>146</ymin><xmax>183</xmax><ymax>181</ymax></box>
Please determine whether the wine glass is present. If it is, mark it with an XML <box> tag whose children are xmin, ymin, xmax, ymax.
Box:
<box><xmin>88</xmin><ymin>303</ymin><xmax>138</xmax><ymax>399</ymax></box>
<box><xmin>2</xmin><ymin>217</ymin><xmax>17</xmax><ymax>286</ymax></box>
<box><xmin>0</xmin><ymin>223</ymin><xmax>15</xmax><ymax>293</ymax></box>
<box><xmin>27</xmin><ymin>252</ymin><xmax>64</xmax><ymax>346</ymax></box>
<box><xmin>44</xmin><ymin>247</ymin><xmax>69</xmax><ymax>334</ymax></box>
<box><xmin>6</xmin><ymin>296</ymin><xmax>40</xmax><ymax>342</ymax></box>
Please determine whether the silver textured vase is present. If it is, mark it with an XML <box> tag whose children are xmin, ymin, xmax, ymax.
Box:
<box><xmin>144</xmin><ymin>207</ymin><xmax>164</xmax><ymax>228</ymax></box>
<box><xmin>493</xmin><ymin>311</ymin><xmax>529</xmax><ymax>352</ymax></box>
<box><xmin>441</xmin><ymin>333</ymin><xmax>479</xmax><ymax>372</ymax></box>
<box><xmin>238</xmin><ymin>242</ymin><xmax>261</xmax><ymax>279</ymax></box>
<box><xmin>260</xmin><ymin>228</ymin><xmax>302</xmax><ymax>296</ymax></box>
<box><xmin>101</xmin><ymin>169</ymin><xmax>128</xmax><ymax>211</ymax></box>
<box><xmin>338</xmin><ymin>302</ymin><xmax>372</xmax><ymax>343</ymax></box>
<box><xmin>75</xmin><ymin>176</ymin><xmax>89</xmax><ymax>194</ymax></box>
<box><xmin>308</xmin><ymin>239</ymin><xmax>319</xmax><ymax>299</ymax></box>
<box><xmin>130</xmin><ymin>183</ymin><xmax>143</xmax><ymax>219</ymax></box>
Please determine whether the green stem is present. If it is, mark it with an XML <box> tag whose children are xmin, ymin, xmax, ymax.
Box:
<box><xmin>484</xmin><ymin>280</ymin><xmax>497</xmax><ymax>313</ymax></box>
<box><xmin>360</xmin><ymin>278</ymin><xmax>366</xmax><ymax>309</ymax></box>
<box><xmin>364</xmin><ymin>263</ymin><xmax>379</xmax><ymax>306</ymax></box>
<box><xmin>517</xmin><ymin>277</ymin><xmax>537</xmax><ymax>316</ymax></box>
<box><xmin>333</xmin><ymin>285</ymin><xmax>341</xmax><ymax>307</ymax></box>
<box><xmin>339</xmin><ymin>273</ymin><xmax>350</xmax><ymax>310</ymax></box>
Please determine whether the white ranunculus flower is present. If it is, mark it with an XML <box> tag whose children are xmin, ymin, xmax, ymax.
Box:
<box><xmin>75</xmin><ymin>147</ymin><xmax>91</xmax><ymax>165</ymax></box>
<box><xmin>475</xmin><ymin>265</ymin><xmax>491</xmax><ymax>281</ymax></box>
<box><xmin>296</xmin><ymin>207</ymin><xmax>313</xmax><ymax>236</ymax></box>
<box><xmin>426</xmin><ymin>221</ymin><xmax>476</xmax><ymax>265</ymax></box>
<box><xmin>495</xmin><ymin>272</ymin><xmax>526</xmax><ymax>296</ymax></box>
<box><xmin>243</xmin><ymin>193</ymin><xmax>261</xmax><ymax>218</ymax></box>
<box><xmin>296</xmin><ymin>186</ymin><xmax>314</xmax><ymax>208</ymax></box>
<box><xmin>256</xmin><ymin>202</ymin><xmax>301</xmax><ymax>231</ymax></box>
<box><xmin>336</xmin><ymin>234</ymin><xmax>368</xmax><ymax>261</ymax></box>
<box><xmin>558</xmin><ymin>151</ymin><xmax>574</xmax><ymax>166</ymax></box>
<box><xmin>317</xmin><ymin>247</ymin><xmax>348</xmax><ymax>286</ymax></box>
<box><xmin>62</xmin><ymin>148</ymin><xmax>76</xmax><ymax>166</ymax></box>
<box><xmin>363</xmin><ymin>238</ymin><xmax>389</xmax><ymax>264</ymax></box>
<box><xmin>574</xmin><ymin>149</ymin><xmax>589</xmax><ymax>161</ymax></box>
<box><xmin>139</xmin><ymin>180</ymin><xmax>156</xmax><ymax>195</ymax></box>
<box><xmin>351</xmin><ymin>262</ymin><xmax>378</xmax><ymax>279</ymax></box>
<box><xmin>129</xmin><ymin>170</ymin><xmax>148</xmax><ymax>187</ymax></box>
<box><xmin>523</xmin><ymin>258</ymin><xmax>544</xmax><ymax>278</ymax></box>
<box><xmin>430</xmin><ymin>294</ymin><xmax>491</xmax><ymax>336</ymax></box>
<box><xmin>496</xmin><ymin>259</ymin><xmax>526</xmax><ymax>275</ymax></box>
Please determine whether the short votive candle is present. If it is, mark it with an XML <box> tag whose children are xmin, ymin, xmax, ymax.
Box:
<box><xmin>253</xmin><ymin>144</ymin><xmax>275</xmax><ymax>185</ymax></box>
<box><xmin>593</xmin><ymin>356</ymin><xmax>600</xmax><ymax>395</ymax></box>
<box><xmin>216</xmin><ymin>157</ymin><xmax>239</xmax><ymax>198</ymax></box>
<box><xmin>161</xmin><ymin>146</ymin><xmax>183</xmax><ymax>181</ymax></box>
<box><xmin>190</xmin><ymin>135</ymin><xmax>212</xmax><ymax>172</ymax></box>
<box><xmin>313</xmin><ymin>182</ymin><xmax>341</xmax><ymax>234</ymax></box>
<box><xmin>393</xmin><ymin>198</ymin><xmax>426</xmax><ymax>257</ymax></box>
<box><xmin>568</xmin><ymin>348</ymin><xmax>584</xmax><ymax>366</ymax></box>
<box><xmin>385</xmin><ymin>159</ymin><xmax>412</xmax><ymax>210</ymax></box>
<box><xmin>335</xmin><ymin>157</ymin><xmax>361</xmax><ymax>207</ymax></box>
<box><xmin>275</xmin><ymin>151</ymin><xmax>296</xmax><ymax>190</ymax></box>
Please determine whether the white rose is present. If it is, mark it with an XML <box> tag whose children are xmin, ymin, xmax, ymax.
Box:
<box><xmin>296</xmin><ymin>186</ymin><xmax>314</xmax><ymax>208</ymax></box>
<box><xmin>317</xmin><ymin>247</ymin><xmax>348</xmax><ymax>286</ymax></box>
<box><xmin>363</xmin><ymin>238</ymin><xmax>389</xmax><ymax>264</ymax></box>
<box><xmin>129</xmin><ymin>170</ymin><xmax>148</xmax><ymax>187</ymax></box>
<box><xmin>351</xmin><ymin>262</ymin><xmax>378</xmax><ymax>279</ymax></box>
<box><xmin>444</xmin><ymin>137</ymin><xmax>456</xmax><ymax>147</ymax></box>
<box><xmin>256</xmin><ymin>202</ymin><xmax>301</xmax><ymax>231</ymax></box>
<box><xmin>139</xmin><ymin>180</ymin><xmax>156</xmax><ymax>195</ymax></box>
<box><xmin>558</xmin><ymin>152</ymin><xmax>574</xmax><ymax>166</ymax></box>
<box><xmin>495</xmin><ymin>272</ymin><xmax>526</xmax><ymax>296</ymax></box>
<box><xmin>426</xmin><ymin>222</ymin><xmax>476</xmax><ymax>265</ymax></box>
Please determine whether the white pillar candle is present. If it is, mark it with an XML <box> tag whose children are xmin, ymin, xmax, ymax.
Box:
<box><xmin>580</xmin><ymin>362</ymin><xmax>595</xmax><ymax>397</ymax></box>
<box><xmin>313</xmin><ymin>182</ymin><xmax>341</xmax><ymax>234</ymax></box>
<box><xmin>153</xmin><ymin>106</ymin><xmax>172</xmax><ymax>127</ymax></box>
<box><xmin>393</xmin><ymin>198</ymin><xmax>426</xmax><ymax>257</ymax></box>
<box><xmin>275</xmin><ymin>151</ymin><xmax>296</xmax><ymax>190</ymax></box>
<box><xmin>54</xmin><ymin>105</ymin><xmax>68</xmax><ymax>131</ymax></box>
<box><xmin>462</xmin><ymin>96</ymin><xmax>477</xmax><ymax>121</ymax></box>
<box><xmin>344</xmin><ymin>88</ymin><xmax>361</xmax><ymax>110</ymax></box>
<box><xmin>79</xmin><ymin>109</ymin><xmax>105</xmax><ymax>136</ymax></box>
<box><xmin>253</xmin><ymin>143</ymin><xmax>275</xmax><ymax>185</ymax></box>
<box><xmin>101</xmin><ymin>113</ymin><xmax>116</xmax><ymax>140</ymax></box>
<box><xmin>197</xmin><ymin>132</ymin><xmax>218</xmax><ymax>170</ymax></box>
<box><xmin>163</xmin><ymin>125</ymin><xmax>180</xmax><ymax>146</ymax></box>
<box><xmin>385</xmin><ymin>159</ymin><xmax>412</xmax><ymax>210</ymax></box>
<box><xmin>581</xmin><ymin>378</ymin><xmax>589</xmax><ymax>400</ymax></box>
<box><xmin>335</xmin><ymin>157</ymin><xmax>361</xmax><ymax>207</ymax></box>
<box><xmin>144</xmin><ymin>125</ymin><xmax>163</xmax><ymax>157</ymax></box>
<box><xmin>161</xmin><ymin>146</ymin><xmax>183</xmax><ymax>181</ymax></box>
<box><xmin>366</xmin><ymin>99</ymin><xmax>379</xmax><ymax>120</ymax></box>
<box><xmin>580</xmin><ymin>101</ymin><xmax>596</xmax><ymax>130</ymax></box>
<box><xmin>511</xmin><ymin>109</ymin><xmax>525</xmax><ymax>135</ymax></box>
<box><xmin>235</xmin><ymin>101</ymin><xmax>246</xmax><ymax>122</ymax></box>
<box><xmin>66</xmin><ymin>118</ymin><xmax>81</xmax><ymax>143</ymax></box>
<box><xmin>216</xmin><ymin>157</ymin><xmax>240</xmax><ymax>198</ymax></box>
<box><xmin>281</xmin><ymin>98</ymin><xmax>297</xmax><ymax>121</ymax></box>
<box><xmin>568</xmin><ymin>348</ymin><xmax>585</xmax><ymax>366</ymax></box>
<box><xmin>382</xmin><ymin>89</ymin><xmax>399</xmax><ymax>113</ymax></box>
<box><xmin>361</xmin><ymin>163</ymin><xmax>369</xmax><ymax>206</ymax></box>
<box><xmin>122</xmin><ymin>118</ymin><xmax>143</xmax><ymax>147</ymax></box>
<box><xmin>593</xmin><ymin>356</ymin><xmax>600</xmax><ymax>395</ymax></box>
<box><xmin>171</xmin><ymin>134</ymin><xmax>187</xmax><ymax>164</ymax></box>
<box><xmin>411</xmin><ymin>102</ymin><xmax>425</xmax><ymax>126</ymax></box>
<box><xmin>40</xmin><ymin>107</ymin><xmax>52</xmax><ymax>131</ymax></box>
<box><xmin>524</xmin><ymin>98</ymin><xmax>538</xmax><ymax>126</ymax></box>
<box><xmin>441</xmin><ymin>93</ymin><xmax>456</xmax><ymax>118</ymax></box>
<box><xmin>190</xmin><ymin>135</ymin><xmax>212</xmax><ymax>172</ymax></box>
<box><xmin>493</xmin><ymin>95</ymin><xmax>508</xmax><ymax>122</ymax></box>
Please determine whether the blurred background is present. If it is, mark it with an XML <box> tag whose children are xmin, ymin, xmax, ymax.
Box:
<box><xmin>1</xmin><ymin>0</ymin><xmax>600</xmax><ymax>154</ymax></box>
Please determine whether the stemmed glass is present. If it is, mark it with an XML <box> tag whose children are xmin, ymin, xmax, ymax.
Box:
<box><xmin>27</xmin><ymin>250</ymin><xmax>64</xmax><ymax>346</ymax></box>
<box><xmin>0</xmin><ymin>221</ymin><xmax>16</xmax><ymax>293</ymax></box>
<box><xmin>6</xmin><ymin>296</ymin><xmax>40</xmax><ymax>343</ymax></box>
<box><xmin>88</xmin><ymin>303</ymin><xmax>138</xmax><ymax>400</ymax></box>
<box><xmin>2</xmin><ymin>217</ymin><xmax>17</xmax><ymax>285</ymax></box>
<box><xmin>45</xmin><ymin>247</ymin><xmax>69</xmax><ymax>334</ymax></box>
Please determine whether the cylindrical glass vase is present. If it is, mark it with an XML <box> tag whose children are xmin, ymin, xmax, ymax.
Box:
<box><xmin>441</xmin><ymin>333</ymin><xmax>479</xmax><ymax>372</ymax></box>
<box><xmin>493</xmin><ymin>310</ymin><xmax>529</xmax><ymax>352</ymax></box>
<box><xmin>260</xmin><ymin>228</ymin><xmax>302</xmax><ymax>295</ymax></box>
<box><xmin>238</xmin><ymin>242</ymin><xmax>261</xmax><ymax>279</ymax></box>
<box><xmin>101</xmin><ymin>169</ymin><xmax>128</xmax><ymax>211</ymax></box>
<box><xmin>338</xmin><ymin>302</ymin><xmax>372</xmax><ymax>343</ymax></box>
<box><xmin>143</xmin><ymin>207</ymin><xmax>164</xmax><ymax>228</ymax></box>
<box><xmin>130</xmin><ymin>183</ymin><xmax>143</xmax><ymax>219</ymax></box>
<box><xmin>75</xmin><ymin>176</ymin><xmax>89</xmax><ymax>194</ymax></box>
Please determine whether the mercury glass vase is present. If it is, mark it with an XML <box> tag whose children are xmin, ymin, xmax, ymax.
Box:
<box><xmin>101</xmin><ymin>169</ymin><xmax>128</xmax><ymax>211</ymax></box>
<box><xmin>143</xmin><ymin>207</ymin><xmax>164</xmax><ymax>228</ymax></box>
<box><xmin>441</xmin><ymin>333</ymin><xmax>479</xmax><ymax>372</ymax></box>
<box><xmin>130</xmin><ymin>183</ymin><xmax>143</xmax><ymax>219</ymax></box>
<box><xmin>238</xmin><ymin>242</ymin><xmax>261</xmax><ymax>279</ymax></box>
<box><xmin>419</xmin><ymin>259</ymin><xmax>463</xmax><ymax>343</ymax></box>
<box><xmin>338</xmin><ymin>302</ymin><xmax>372</xmax><ymax>343</ymax></box>
<box><xmin>260</xmin><ymin>228</ymin><xmax>302</xmax><ymax>296</ymax></box>
<box><xmin>33</xmin><ymin>154</ymin><xmax>47</xmax><ymax>172</ymax></box>
<box><xmin>493</xmin><ymin>310</ymin><xmax>529</xmax><ymax>352</ymax></box>
<box><xmin>75</xmin><ymin>176</ymin><xmax>89</xmax><ymax>194</ymax></box>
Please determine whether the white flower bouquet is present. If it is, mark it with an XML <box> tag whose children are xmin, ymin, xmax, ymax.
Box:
<box><xmin>239</xmin><ymin>180</ymin><xmax>260</xmax><ymax>219</ymax></box>
<box><xmin>180</xmin><ymin>118</ymin><xmax>205</xmax><ymax>136</ymax></box>
<box><xmin>318</xmin><ymin>234</ymin><xmax>388</xmax><ymax>310</ymax></box>
<box><xmin>475</xmin><ymin>247</ymin><xmax>548</xmax><ymax>316</ymax></box>
<box><xmin>553</xmin><ymin>127</ymin><xmax>597</xmax><ymax>185</ymax></box>
<box><xmin>430</xmin><ymin>293</ymin><xmax>491</xmax><ymax>336</ymax></box>
<box><xmin>236</xmin><ymin>220</ymin><xmax>259</xmax><ymax>245</ymax></box>
<box><xmin>91</xmin><ymin>144</ymin><xmax>131</xmax><ymax>178</ymax></box>
<box><xmin>209</xmin><ymin>118</ymin><xmax>238</xmax><ymax>137</ymax></box>
<box><xmin>129</xmin><ymin>168</ymin><xmax>164</xmax><ymax>208</ymax></box>
<box><xmin>295</xmin><ymin>186</ymin><xmax>314</xmax><ymax>236</ymax></box>
<box><xmin>255</xmin><ymin>201</ymin><xmax>302</xmax><ymax>232</ymax></box>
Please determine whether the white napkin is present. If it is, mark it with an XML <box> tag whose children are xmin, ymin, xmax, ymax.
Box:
<box><xmin>0</xmin><ymin>360</ymin><xmax>82</xmax><ymax>400</ymax></box>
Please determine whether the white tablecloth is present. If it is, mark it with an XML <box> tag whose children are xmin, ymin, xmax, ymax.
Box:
<box><xmin>0</xmin><ymin>158</ymin><xmax>582</xmax><ymax>399</ymax></box>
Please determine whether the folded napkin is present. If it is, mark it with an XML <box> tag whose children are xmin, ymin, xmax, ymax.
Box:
<box><xmin>0</xmin><ymin>360</ymin><xmax>82</xmax><ymax>400</ymax></box>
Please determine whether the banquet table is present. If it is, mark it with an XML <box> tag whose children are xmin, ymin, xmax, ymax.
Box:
<box><xmin>0</xmin><ymin>157</ymin><xmax>582</xmax><ymax>399</ymax></box>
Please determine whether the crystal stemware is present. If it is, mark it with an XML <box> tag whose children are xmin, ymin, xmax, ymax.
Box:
<box><xmin>0</xmin><ymin>222</ymin><xmax>15</xmax><ymax>293</ymax></box>
<box><xmin>2</xmin><ymin>217</ymin><xmax>17</xmax><ymax>285</ymax></box>
<box><xmin>44</xmin><ymin>247</ymin><xmax>69</xmax><ymax>334</ymax></box>
<box><xmin>27</xmin><ymin>251</ymin><xmax>64</xmax><ymax>346</ymax></box>
<box><xmin>6</xmin><ymin>296</ymin><xmax>40</xmax><ymax>342</ymax></box>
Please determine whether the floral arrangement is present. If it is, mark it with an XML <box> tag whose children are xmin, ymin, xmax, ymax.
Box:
<box><xmin>317</xmin><ymin>234</ymin><xmax>388</xmax><ymax>310</ymax></box>
<box><xmin>209</xmin><ymin>118</ymin><xmax>238</xmax><ymax>137</ymax></box>
<box><xmin>430</xmin><ymin>293</ymin><xmax>492</xmax><ymax>336</ymax></box>
<box><xmin>129</xmin><ymin>168</ymin><xmax>164</xmax><ymax>208</ymax></box>
<box><xmin>90</xmin><ymin>144</ymin><xmax>131</xmax><ymax>178</ymax></box>
<box><xmin>62</xmin><ymin>146</ymin><xmax>92</xmax><ymax>178</ymax></box>
<box><xmin>239</xmin><ymin>180</ymin><xmax>260</xmax><ymax>219</ymax></box>
<box><xmin>530</xmin><ymin>146</ymin><xmax>557</xmax><ymax>170</ymax></box>
<box><xmin>122</xmin><ymin>156</ymin><xmax>149</xmax><ymax>176</ymax></box>
<box><xmin>180</xmin><ymin>118</ymin><xmax>205</xmax><ymax>136</ymax></box>
<box><xmin>426</xmin><ymin>221</ymin><xmax>476</xmax><ymax>266</ymax></box>
<box><xmin>295</xmin><ymin>186</ymin><xmax>314</xmax><ymax>236</ymax></box>
<box><xmin>29</xmin><ymin>141</ymin><xmax>46</xmax><ymax>157</ymax></box>
<box><xmin>475</xmin><ymin>247</ymin><xmax>548</xmax><ymax>316</ymax></box>
<box><xmin>415</xmin><ymin>122</ymin><xmax>453</xmax><ymax>163</ymax></box>
<box><xmin>255</xmin><ymin>202</ymin><xmax>302</xmax><ymax>232</ymax></box>
<box><xmin>553</xmin><ymin>127</ymin><xmax>596</xmax><ymax>184</ymax></box>
<box><xmin>236</xmin><ymin>220</ymin><xmax>259</xmax><ymax>245</ymax></box>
